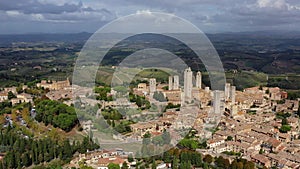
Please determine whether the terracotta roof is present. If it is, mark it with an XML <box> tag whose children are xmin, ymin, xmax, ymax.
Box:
<box><xmin>266</xmin><ymin>138</ymin><xmax>281</xmax><ymax>148</ymax></box>
<box><xmin>252</xmin><ymin>154</ymin><xmax>270</xmax><ymax>164</ymax></box>
<box><xmin>98</xmin><ymin>157</ymin><xmax>125</xmax><ymax>166</ymax></box>
<box><xmin>0</xmin><ymin>92</ymin><xmax>8</xmax><ymax>96</ymax></box>
<box><xmin>151</xmin><ymin>131</ymin><xmax>161</xmax><ymax>136</ymax></box>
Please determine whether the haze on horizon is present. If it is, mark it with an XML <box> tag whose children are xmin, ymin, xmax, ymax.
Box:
<box><xmin>0</xmin><ymin>0</ymin><xmax>300</xmax><ymax>34</ymax></box>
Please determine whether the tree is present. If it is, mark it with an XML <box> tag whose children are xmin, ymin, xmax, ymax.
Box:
<box><xmin>142</xmin><ymin>132</ymin><xmax>151</xmax><ymax>145</ymax></box>
<box><xmin>226</xmin><ymin>136</ymin><xmax>233</xmax><ymax>141</ymax></box>
<box><xmin>16</xmin><ymin>86</ymin><xmax>23</xmax><ymax>94</ymax></box>
<box><xmin>8</xmin><ymin>91</ymin><xmax>16</xmax><ymax>100</ymax></box>
<box><xmin>163</xmin><ymin>151</ymin><xmax>172</xmax><ymax>163</ymax></box>
<box><xmin>215</xmin><ymin>156</ymin><xmax>230</xmax><ymax>169</ymax></box>
<box><xmin>282</xmin><ymin>118</ymin><xmax>288</xmax><ymax>125</ymax></box>
<box><xmin>180</xmin><ymin>151</ymin><xmax>190</xmax><ymax>163</ymax></box>
<box><xmin>237</xmin><ymin>162</ymin><xmax>244</xmax><ymax>169</ymax></box>
<box><xmin>0</xmin><ymin>116</ymin><xmax>5</xmax><ymax>125</ymax></box>
<box><xmin>230</xmin><ymin>159</ymin><xmax>239</xmax><ymax>169</ymax></box>
<box><xmin>121</xmin><ymin>162</ymin><xmax>129</xmax><ymax>169</ymax></box>
<box><xmin>244</xmin><ymin>161</ymin><xmax>255</xmax><ymax>169</ymax></box>
<box><xmin>179</xmin><ymin>161</ymin><xmax>191</xmax><ymax>169</ymax></box>
<box><xmin>203</xmin><ymin>162</ymin><xmax>209</xmax><ymax>169</ymax></box>
<box><xmin>15</xmin><ymin>151</ymin><xmax>21</xmax><ymax>169</ymax></box>
<box><xmin>0</xmin><ymin>122</ymin><xmax>100</xmax><ymax>168</ymax></box>
<box><xmin>136</xmin><ymin>97</ymin><xmax>143</xmax><ymax>107</ymax></box>
<box><xmin>62</xmin><ymin>139</ymin><xmax>72</xmax><ymax>160</ymax></box>
<box><xmin>80</xmin><ymin>165</ymin><xmax>94</xmax><ymax>169</ymax></box>
<box><xmin>12</xmin><ymin>110</ymin><xmax>20</xmax><ymax>122</ymax></box>
<box><xmin>172</xmin><ymin>157</ymin><xmax>179</xmax><ymax>169</ymax></box>
<box><xmin>108</xmin><ymin>163</ymin><xmax>120</xmax><ymax>169</ymax></box>
<box><xmin>128</xmin><ymin>154</ymin><xmax>134</xmax><ymax>163</ymax></box>
<box><xmin>4</xmin><ymin>151</ymin><xmax>16</xmax><ymax>168</ymax></box>
<box><xmin>203</xmin><ymin>154</ymin><xmax>213</xmax><ymax>164</ymax></box>
<box><xmin>280</xmin><ymin>125</ymin><xmax>291</xmax><ymax>133</ymax></box>
<box><xmin>35</xmin><ymin>100</ymin><xmax>78</xmax><ymax>132</ymax></box>
<box><xmin>199</xmin><ymin>140</ymin><xmax>207</xmax><ymax>149</ymax></box>
<box><xmin>151</xmin><ymin>160</ymin><xmax>157</xmax><ymax>169</ymax></box>
<box><xmin>191</xmin><ymin>152</ymin><xmax>202</xmax><ymax>167</ymax></box>
<box><xmin>112</xmin><ymin>120</ymin><xmax>115</xmax><ymax>127</ymax></box>
<box><xmin>53</xmin><ymin>113</ymin><xmax>78</xmax><ymax>132</ymax></box>
<box><xmin>21</xmin><ymin>152</ymin><xmax>31</xmax><ymax>167</ymax></box>
<box><xmin>178</xmin><ymin>138</ymin><xmax>198</xmax><ymax>150</ymax></box>
<box><xmin>179</xmin><ymin>162</ymin><xmax>185</xmax><ymax>169</ymax></box>
<box><xmin>94</xmin><ymin>87</ymin><xmax>111</xmax><ymax>101</ymax></box>
<box><xmin>259</xmin><ymin>148</ymin><xmax>264</xmax><ymax>154</ymax></box>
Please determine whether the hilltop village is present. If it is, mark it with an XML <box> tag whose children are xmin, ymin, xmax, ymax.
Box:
<box><xmin>0</xmin><ymin>67</ymin><xmax>299</xmax><ymax>169</ymax></box>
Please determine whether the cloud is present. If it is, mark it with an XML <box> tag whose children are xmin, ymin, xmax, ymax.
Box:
<box><xmin>0</xmin><ymin>0</ymin><xmax>115</xmax><ymax>23</ymax></box>
<box><xmin>255</xmin><ymin>0</ymin><xmax>300</xmax><ymax>10</ymax></box>
<box><xmin>196</xmin><ymin>0</ymin><xmax>300</xmax><ymax>32</ymax></box>
<box><xmin>42</xmin><ymin>9</ymin><xmax>115</xmax><ymax>23</ymax></box>
<box><xmin>0</xmin><ymin>0</ymin><xmax>300</xmax><ymax>33</ymax></box>
<box><xmin>256</xmin><ymin>0</ymin><xmax>288</xmax><ymax>9</ymax></box>
<box><xmin>0</xmin><ymin>0</ymin><xmax>82</xmax><ymax>14</ymax></box>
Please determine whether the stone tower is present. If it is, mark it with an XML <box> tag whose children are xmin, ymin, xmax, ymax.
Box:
<box><xmin>168</xmin><ymin>76</ymin><xmax>173</xmax><ymax>90</ymax></box>
<box><xmin>196</xmin><ymin>71</ymin><xmax>202</xmax><ymax>89</ymax></box>
<box><xmin>173</xmin><ymin>75</ymin><xmax>179</xmax><ymax>90</ymax></box>
<box><xmin>149</xmin><ymin>78</ymin><xmax>156</xmax><ymax>94</ymax></box>
<box><xmin>230</xmin><ymin>86</ymin><xmax>236</xmax><ymax>104</ymax></box>
<box><xmin>184</xmin><ymin>67</ymin><xmax>193</xmax><ymax>102</ymax></box>
<box><xmin>213</xmin><ymin>90</ymin><xmax>222</xmax><ymax>115</ymax></box>
<box><xmin>225</xmin><ymin>83</ymin><xmax>231</xmax><ymax>100</ymax></box>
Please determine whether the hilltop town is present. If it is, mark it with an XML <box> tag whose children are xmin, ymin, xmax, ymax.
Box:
<box><xmin>0</xmin><ymin>66</ymin><xmax>299</xmax><ymax>169</ymax></box>
<box><xmin>73</xmin><ymin>67</ymin><xmax>300</xmax><ymax>169</ymax></box>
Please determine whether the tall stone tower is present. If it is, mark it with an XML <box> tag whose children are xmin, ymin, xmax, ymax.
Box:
<box><xmin>225</xmin><ymin>83</ymin><xmax>231</xmax><ymax>100</ymax></box>
<box><xmin>230</xmin><ymin>86</ymin><xmax>236</xmax><ymax>104</ymax></box>
<box><xmin>196</xmin><ymin>71</ymin><xmax>202</xmax><ymax>89</ymax></box>
<box><xmin>149</xmin><ymin>78</ymin><xmax>156</xmax><ymax>94</ymax></box>
<box><xmin>168</xmin><ymin>76</ymin><xmax>173</xmax><ymax>90</ymax></box>
<box><xmin>173</xmin><ymin>75</ymin><xmax>179</xmax><ymax>90</ymax></box>
<box><xmin>184</xmin><ymin>67</ymin><xmax>193</xmax><ymax>102</ymax></box>
<box><xmin>213</xmin><ymin>90</ymin><xmax>222</xmax><ymax>115</ymax></box>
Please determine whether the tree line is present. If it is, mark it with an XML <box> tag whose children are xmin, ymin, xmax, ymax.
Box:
<box><xmin>0</xmin><ymin>126</ymin><xmax>99</xmax><ymax>169</ymax></box>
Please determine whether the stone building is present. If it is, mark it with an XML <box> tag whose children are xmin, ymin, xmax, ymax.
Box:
<box><xmin>37</xmin><ymin>78</ymin><xmax>70</xmax><ymax>90</ymax></box>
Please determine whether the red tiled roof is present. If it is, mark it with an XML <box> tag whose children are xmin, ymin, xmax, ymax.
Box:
<box><xmin>98</xmin><ymin>157</ymin><xmax>125</xmax><ymax>166</ymax></box>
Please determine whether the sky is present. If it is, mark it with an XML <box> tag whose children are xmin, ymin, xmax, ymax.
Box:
<box><xmin>0</xmin><ymin>0</ymin><xmax>300</xmax><ymax>34</ymax></box>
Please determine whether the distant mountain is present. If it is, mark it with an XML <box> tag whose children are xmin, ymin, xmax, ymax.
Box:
<box><xmin>208</xmin><ymin>30</ymin><xmax>300</xmax><ymax>38</ymax></box>
<box><xmin>1</xmin><ymin>31</ymin><xmax>300</xmax><ymax>46</ymax></box>
<box><xmin>0</xmin><ymin>32</ymin><xmax>92</xmax><ymax>46</ymax></box>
